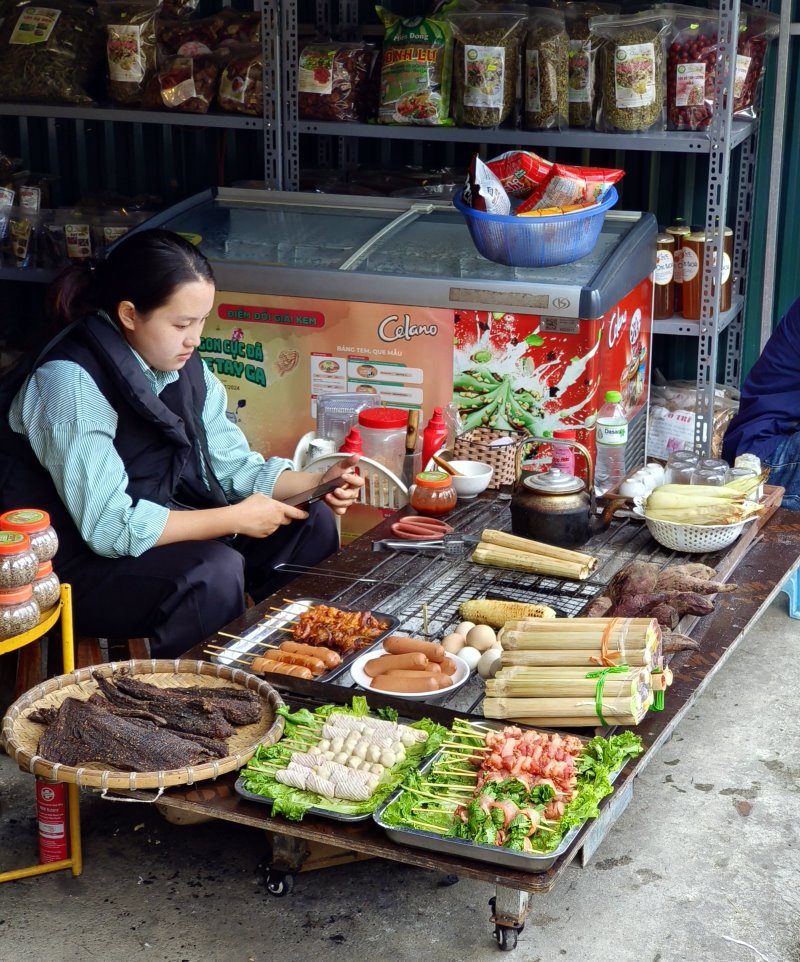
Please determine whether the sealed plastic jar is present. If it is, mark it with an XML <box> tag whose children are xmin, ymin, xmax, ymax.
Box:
<box><xmin>0</xmin><ymin>583</ymin><xmax>41</xmax><ymax>639</ymax></box>
<box><xmin>0</xmin><ymin>531</ymin><xmax>39</xmax><ymax>589</ymax></box>
<box><xmin>0</xmin><ymin>509</ymin><xmax>59</xmax><ymax>563</ymax></box>
<box><xmin>357</xmin><ymin>408</ymin><xmax>407</xmax><ymax>479</ymax></box>
<box><xmin>410</xmin><ymin>471</ymin><xmax>458</xmax><ymax>516</ymax></box>
<box><xmin>32</xmin><ymin>560</ymin><xmax>61</xmax><ymax>612</ymax></box>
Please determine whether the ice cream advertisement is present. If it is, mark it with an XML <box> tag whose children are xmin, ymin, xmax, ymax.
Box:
<box><xmin>200</xmin><ymin>293</ymin><xmax>455</xmax><ymax>460</ymax></box>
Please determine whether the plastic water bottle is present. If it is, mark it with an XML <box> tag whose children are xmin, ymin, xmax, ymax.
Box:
<box><xmin>594</xmin><ymin>390</ymin><xmax>628</xmax><ymax>495</ymax></box>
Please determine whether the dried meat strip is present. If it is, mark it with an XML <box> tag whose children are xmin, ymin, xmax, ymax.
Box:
<box><xmin>112</xmin><ymin>675</ymin><xmax>260</xmax><ymax>727</ymax></box>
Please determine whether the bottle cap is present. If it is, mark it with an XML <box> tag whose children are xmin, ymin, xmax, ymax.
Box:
<box><xmin>427</xmin><ymin>407</ymin><xmax>445</xmax><ymax>425</ymax></box>
<box><xmin>414</xmin><ymin>471</ymin><xmax>452</xmax><ymax>489</ymax></box>
<box><xmin>339</xmin><ymin>427</ymin><xmax>363</xmax><ymax>454</ymax></box>
<box><xmin>35</xmin><ymin>560</ymin><xmax>54</xmax><ymax>578</ymax></box>
<box><xmin>604</xmin><ymin>390</ymin><xmax>622</xmax><ymax>403</ymax></box>
<box><xmin>358</xmin><ymin>407</ymin><xmax>407</xmax><ymax>430</ymax></box>
<box><xmin>0</xmin><ymin>509</ymin><xmax>51</xmax><ymax>532</ymax></box>
<box><xmin>0</xmin><ymin>583</ymin><xmax>34</xmax><ymax>604</ymax></box>
<box><xmin>553</xmin><ymin>429</ymin><xmax>577</xmax><ymax>441</ymax></box>
<box><xmin>0</xmin><ymin>531</ymin><xmax>32</xmax><ymax>555</ymax></box>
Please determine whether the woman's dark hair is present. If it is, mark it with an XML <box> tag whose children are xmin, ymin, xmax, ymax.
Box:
<box><xmin>46</xmin><ymin>229</ymin><xmax>215</xmax><ymax>328</ymax></box>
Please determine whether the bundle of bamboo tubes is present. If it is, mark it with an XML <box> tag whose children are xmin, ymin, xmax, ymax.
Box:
<box><xmin>481</xmin><ymin>616</ymin><xmax>669</xmax><ymax>727</ymax></box>
<box><xmin>469</xmin><ymin>529</ymin><xmax>597</xmax><ymax>581</ymax></box>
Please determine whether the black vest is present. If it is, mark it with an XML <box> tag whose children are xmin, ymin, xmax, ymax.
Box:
<box><xmin>0</xmin><ymin>313</ymin><xmax>228</xmax><ymax>566</ymax></box>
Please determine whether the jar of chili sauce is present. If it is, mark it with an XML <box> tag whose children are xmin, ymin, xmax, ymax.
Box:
<box><xmin>409</xmin><ymin>471</ymin><xmax>457</xmax><ymax>516</ymax></box>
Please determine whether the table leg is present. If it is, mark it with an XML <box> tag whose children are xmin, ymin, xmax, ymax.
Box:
<box><xmin>489</xmin><ymin>886</ymin><xmax>530</xmax><ymax>952</ymax></box>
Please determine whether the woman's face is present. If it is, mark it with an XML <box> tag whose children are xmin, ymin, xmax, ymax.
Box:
<box><xmin>117</xmin><ymin>280</ymin><xmax>215</xmax><ymax>372</ymax></box>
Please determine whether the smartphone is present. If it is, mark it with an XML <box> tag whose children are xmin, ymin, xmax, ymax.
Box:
<box><xmin>283</xmin><ymin>477</ymin><xmax>343</xmax><ymax>509</ymax></box>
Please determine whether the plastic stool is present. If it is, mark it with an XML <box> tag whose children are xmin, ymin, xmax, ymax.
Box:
<box><xmin>780</xmin><ymin>567</ymin><xmax>800</xmax><ymax>619</ymax></box>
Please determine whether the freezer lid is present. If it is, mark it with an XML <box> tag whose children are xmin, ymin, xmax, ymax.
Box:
<box><xmin>135</xmin><ymin>188</ymin><xmax>656</xmax><ymax>319</ymax></box>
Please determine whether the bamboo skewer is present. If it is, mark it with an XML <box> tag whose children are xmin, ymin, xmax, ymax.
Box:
<box><xmin>202</xmin><ymin>648</ymin><xmax>254</xmax><ymax>667</ymax></box>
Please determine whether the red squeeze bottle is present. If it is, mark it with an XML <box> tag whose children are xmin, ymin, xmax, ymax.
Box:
<box><xmin>421</xmin><ymin>407</ymin><xmax>449</xmax><ymax>470</ymax></box>
<box><xmin>339</xmin><ymin>427</ymin><xmax>363</xmax><ymax>455</ymax></box>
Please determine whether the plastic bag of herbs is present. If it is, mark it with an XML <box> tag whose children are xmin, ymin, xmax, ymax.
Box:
<box><xmin>98</xmin><ymin>0</ymin><xmax>160</xmax><ymax>106</ymax></box>
<box><xmin>448</xmin><ymin>5</ymin><xmax>527</xmax><ymax>129</ymax></box>
<box><xmin>376</xmin><ymin>5</ymin><xmax>454</xmax><ymax>126</ymax></box>
<box><xmin>590</xmin><ymin>10</ymin><xmax>671</xmax><ymax>133</ymax></box>
<box><xmin>561</xmin><ymin>1</ymin><xmax>618</xmax><ymax>130</ymax></box>
<box><xmin>0</xmin><ymin>0</ymin><xmax>105</xmax><ymax>105</ymax></box>
<box><xmin>524</xmin><ymin>8</ymin><xmax>568</xmax><ymax>131</ymax></box>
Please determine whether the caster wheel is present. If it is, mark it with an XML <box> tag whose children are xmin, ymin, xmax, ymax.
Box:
<box><xmin>495</xmin><ymin>926</ymin><xmax>518</xmax><ymax>952</ymax></box>
<box><xmin>265</xmin><ymin>870</ymin><xmax>294</xmax><ymax>897</ymax></box>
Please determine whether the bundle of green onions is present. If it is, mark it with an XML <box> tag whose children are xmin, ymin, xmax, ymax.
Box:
<box><xmin>643</xmin><ymin>470</ymin><xmax>767</xmax><ymax>526</ymax></box>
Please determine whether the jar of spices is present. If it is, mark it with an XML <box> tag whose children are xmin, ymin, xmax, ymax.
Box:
<box><xmin>357</xmin><ymin>408</ymin><xmax>407</xmax><ymax>479</ymax></box>
<box><xmin>0</xmin><ymin>531</ymin><xmax>39</xmax><ymax>589</ymax></box>
<box><xmin>653</xmin><ymin>233</ymin><xmax>675</xmax><ymax>319</ymax></box>
<box><xmin>31</xmin><ymin>560</ymin><xmax>61</xmax><ymax>612</ymax></box>
<box><xmin>0</xmin><ymin>583</ymin><xmax>41</xmax><ymax>640</ymax></box>
<box><xmin>409</xmin><ymin>471</ymin><xmax>458</xmax><ymax>516</ymax></box>
<box><xmin>0</xmin><ymin>509</ymin><xmax>59</xmax><ymax>563</ymax></box>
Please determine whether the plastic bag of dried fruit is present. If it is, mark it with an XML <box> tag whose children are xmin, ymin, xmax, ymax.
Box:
<box><xmin>662</xmin><ymin>5</ymin><xmax>720</xmax><ymax>131</ymax></box>
<box><xmin>448</xmin><ymin>6</ymin><xmax>527</xmax><ymax>128</ymax></box>
<box><xmin>376</xmin><ymin>6</ymin><xmax>454</xmax><ymax>126</ymax></box>
<box><xmin>147</xmin><ymin>48</ymin><xmax>228</xmax><ymax>113</ymax></box>
<box><xmin>734</xmin><ymin>5</ymin><xmax>779</xmax><ymax>119</ymax></box>
<box><xmin>156</xmin><ymin>10</ymin><xmax>260</xmax><ymax>55</ymax></box>
<box><xmin>99</xmin><ymin>0</ymin><xmax>160</xmax><ymax>106</ymax></box>
<box><xmin>524</xmin><ymin>9</ymin><xmax>568</xmax><ymax>131</ymax></box>
<box><xmin>298</xmin><ymin>42</ymin><xmax>375</xmax><ymax>123</ymax></box>
<box><xmin>216</xmin><ymin>43</ymin><xmax>263</xmax><ymax>116</ymax></box>
<box><xmin>590</xmin><ymin>10</ymin><xmax>671</xmax><ymax>133</ymax></box>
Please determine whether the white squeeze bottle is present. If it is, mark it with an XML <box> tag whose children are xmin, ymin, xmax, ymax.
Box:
<box><xmin>594</xmin><ymin>390</ymin><xmax>628</xmax><ymax>495</ymax></box>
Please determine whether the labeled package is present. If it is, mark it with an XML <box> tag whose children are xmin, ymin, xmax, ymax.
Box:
<box><xmin>487</xmin><ymin>149</ymin><xmax>553</xmax><ymax>197</ymax></box>
<box><xmin>0</xmin><ymin>1</ymin><xmax>104</xmax><ymax>105</ymax></box>
<box><xmin>449</xmin><ymin>8</ymin><xmax>527</xmax><ymax>128</ymax></box>
<box><xmin>463</xmin><ymin>155</ymin><xmax>511</xmax><ymax>215</ymax></box>
<box><xmin>376</xmin><ymin>6</ymin><xmax>453</xmax><ymax>126</ymax></box>
<box><xmin>156</xmin><ymin>10</ymin><xmax>260</xmax><ymax>55</ymax></box>
<box><xmin>517</xmin><ymin>162</ymin><xmax>624</xmax><ymax>212</ymax></box>
<box><xmin>217</xmin><ymin>43</ymin><xmax>263</xmax><ymax>116</ymax></box>
<box><xmin>734</xmin><ymin>5</ymin><xmax>780</xmax><ymax>119</ymax></box>
<box><xmin>562</xmin><ymin>1</ymin><xmax>618</xmax><ymax>129</ymax></box>
<box><xmin>298</xmin><ymin>42</ymin><xmax>374</xmax><ymax>122</ymax></box>
<box><xmin>524</xmin><ymin>10</ymin><xmax>568</xmax><ymax>131</ymax></box>
<box><xmin>591</xmin><ymin>11</ymin><xmax>670</xmax><ymax>133</ymax></box>
<box><xmin>148</xmin><ymin>50</ymin><xmax>224</xmax><ymax>113</ymax></box>
<box><xmin>664</xmin><ymin>5</ymin><xmax>720</xmax><ymax>132</ymax></box>
<box><xmin>100</xmin><ymin>0</ymin><xmax>160</xmax><ymax>105</ymax></box>
<box><xmin>3</xmin><ymin>205</ymin><xmax>44</xmax><ymax>268</ymax></box>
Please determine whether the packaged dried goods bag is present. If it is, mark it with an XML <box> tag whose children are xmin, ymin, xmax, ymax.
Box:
<box><xmin>376</xmin><ymin>6</ymin><xmax>453</xmax><ymax>125</ymax></box>
<box><xmin>516</xmin><ymin>162</ymin><xmax>624</xmax><ymax>213</ymax></box>
<box><xmin>99</xmin><ymin>0</ymin><xmax>159</xmax><ymax>105</ymax></box>
<box><xmin>486</xmin><ymin>149</ymin><xmax>552</xmax><ymax>196</ymax></box>
<box><xmin>298</xmin><ymin>42</ymin><xmax>374</xmax><ymax>122</ymax></box>
<box><xmin>590</xmin><ymin>10</ymin><xmax>670</xmax><ymax>133</ymax></box>
<box><xmin>561</xmin><ymin>1</ymin><xmax>619</xmax><ymax>129</ymax></box>
<box><xmin>216</xmin><ymin>43</ymin><xmax>263</xmax><ymax>116</ymax></box>
<box><xmin>156</xmin><ymin>10</ymin><xmax>260</xmax><ymax>55</ymax></box>
<box><xmin>0</xmin><ymin>1</ymin><xmax>104</xmax><ymax>104</ymax></box>
<box><xmin>524</xmin><ymin>9</ymin><xmax>568</xmax><ymax>131</ymax></box>
<box><xmin>463</xmin><ymin>155</ymin><xmax>511</xmax><ymax>215</ymax></box>
<box><xmin>734</xmin><ymin>5</ymin><xmax>779</xmax><ymax>119</ymax></box>
<box><xmin>3</xmin><ymin>205</ymin><xmax>45</xmax><ymax>268</ymax></box>
<box><xmin>449</xmin><ymin>7</ymin><xmax>527</xmax><ymax>128</ymax></box>
<box><xmin>146</xmin><ymin>49</ymin><xmax>227</xmax><ymax>113</ymax></box>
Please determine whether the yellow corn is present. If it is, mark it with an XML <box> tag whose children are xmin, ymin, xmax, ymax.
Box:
<box><xmin>458</xmin><ymin>599</ymin><xmax>557</xmax><ymax>630</ymax></box>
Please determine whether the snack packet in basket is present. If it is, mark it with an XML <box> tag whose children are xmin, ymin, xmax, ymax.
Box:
<box><xmin>463</xmin><ymin>156</ymin><xmax>511</xmax><ymax>215</ymax></box>
<box><xmin>516</xmin><ymin>162</ymin><xmax>623</xmax><ymax>213</ymax></box>
<box><xmin>487</xmin><ymin>149</ymin><xmax>553</xmax><ymax>197</ymax></box>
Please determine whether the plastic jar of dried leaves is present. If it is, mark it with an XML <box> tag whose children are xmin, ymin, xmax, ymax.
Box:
<box><xmin>31</xmin><ymin>561</ymin><xmax>61</xmax><ymax>613</ymax></box>
<box><xmin>0</xmin><ymin>532</ymin><xmax>39</xmax><ymax>589</ymax></box>
<box><xmin>0</xmin><ymin>584</ymin><xmax>41</xmax><ymax>640</ymax></box>
<box><xmin>0</xmin><ymin>509</ymin><xmax>59</xmax><ymax>563</ymax></box>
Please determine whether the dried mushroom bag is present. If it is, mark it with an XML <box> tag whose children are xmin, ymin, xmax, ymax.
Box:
<box><xmin>524</xmin><ymin>10</ymin><xmax>568</xmax><ymax>131</ymax></box>
<box><xmin>298</xmin><ymin>42</ymin><xmax>375</xmax><ymax>123</ymax></box>
<box><xmin>376</xmin><ymin>6</ymin><xmax>453</xmax><ymax>126</ymax></box>
<box><xmin>734</xmin><ymin>5</ymin><xmax>779</xmax><ymax>119</ymax></box>
<box><xmin>449</xmin><ymin>9</ymin><xmax>527</xmax><ymax>128</ymax></box>
<box><xmin>99</xmin><ymin>0</ymin><xmax>159</xmax><ymax>105</ymax></box>
<box><xmin>216</xmin><ymin>43</ymin><xmax>263</xmax><ymax>116</ymax></box>
<box><xmin>591</xmin><ymin>11</ymin><xmax>670</xmax><ymax>133</ymax></box>
<box><xmin>0</xmin><ymin>1</ymin><xmax>104</xmax><ymax>105</ymax></box>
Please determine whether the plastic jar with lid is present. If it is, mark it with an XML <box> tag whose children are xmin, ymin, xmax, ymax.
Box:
<box><xmin>0</xmin><ymin>583</ymin><xmax>41</xmax><ymax>639</ymax></box>
<box><xmin>32</xmin><ymin>560</ymin><xmax>61</xmax><ymax>612</ymax></box>
<box><xmin>0</xmin><ymin>509</ymin><xmax>59</xmax><ymax>563</ymax></box>
<box><xmin>357</xmin><ymin>408</ymin><xmax>407</xmax><ymax>479</ymax></box>
<box><xmin>409</xmin><ymin>471</ymin><xmax>458</xmax><ymax>516</ymax></box>
<box><xmin>0</xmin><ymin>531</ymin><xmax>39</xmax><ymax>589</ymax></box>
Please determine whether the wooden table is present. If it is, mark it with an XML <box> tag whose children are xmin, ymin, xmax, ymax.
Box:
<box><xmin>150</xmin><ymin>503</ymin><xmax>800</xmax><ymax>951</ymax></box>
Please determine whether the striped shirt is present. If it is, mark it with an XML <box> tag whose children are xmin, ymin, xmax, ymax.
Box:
<box><xmin>8</xmin><ymin>333</ymin><xmax>293</xmax><ymax>559</ymax></box>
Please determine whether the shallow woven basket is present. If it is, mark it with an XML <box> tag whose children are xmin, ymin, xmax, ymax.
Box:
<box><xmin>645</xmin><ymin>516</ymin><xmax>755</xmax><ymax>553</ymax></box>
<box><xmin>1</xmin><ymin>659</ymin><xmax>285</xmax><ymax>791</ymax></box>
<box><xmin>452</xmin><ymin>428</ymin><xmax>526</xmax><ymax>489</ymax></box>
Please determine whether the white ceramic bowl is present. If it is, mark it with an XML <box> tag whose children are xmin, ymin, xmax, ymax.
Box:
<box><xmin>447</xmin><ymin>460</ymin><xmax>494</xmax><ymax>499</ymax></box>
<box><xmin>349</xmin><ymin>646</ymin><xmax>470</xmax><ymax>702</ymax></box>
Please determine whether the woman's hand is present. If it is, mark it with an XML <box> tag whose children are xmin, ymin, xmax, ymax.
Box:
<box><xmin>230</xmin><ymin>492</ymin><xmax>309</xmax><ymax>537</ymax></box>
<box><xmin>320</xmin><ymin>454</ymin><xmax>365</xmax><ymax>516</ymax></box>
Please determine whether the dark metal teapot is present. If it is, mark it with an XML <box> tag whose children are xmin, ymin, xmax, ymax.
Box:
<box><xmin>510</xmin><ymin>437</ymin><xmax>624</xmax><ymax>548</ymax></box>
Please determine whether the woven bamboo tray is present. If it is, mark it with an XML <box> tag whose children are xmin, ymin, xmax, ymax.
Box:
<box><xmin>1</xmin><ymin>659</ymin><xmax>285</xmax><ymax>791</ymax></box>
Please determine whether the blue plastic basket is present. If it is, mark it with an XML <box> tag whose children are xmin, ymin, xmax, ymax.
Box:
<box><xmin>453</xmin><ymin>185</ymin><xmax>618</xmax><ymax>269</ymax></box>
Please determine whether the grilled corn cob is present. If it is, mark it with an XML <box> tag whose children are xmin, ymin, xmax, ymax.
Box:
<box><xmin>458</xmin><ymin>599</ymin><xmax>557</xmax><ymax>629</ymax></box>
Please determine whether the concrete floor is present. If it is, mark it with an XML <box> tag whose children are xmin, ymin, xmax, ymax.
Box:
<box><xmin>1</xmin><ymin>593</ymin><xmax>798</xmax><ymax>962</ymax></box>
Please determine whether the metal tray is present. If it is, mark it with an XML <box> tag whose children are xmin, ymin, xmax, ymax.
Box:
<box><xmin>373</xmin><ymin>733</ymin><xmax>619</xmax><ymax>874</ymax></box>
<box><xmin>209</xmin><ymin>597</ymin><xmax>399</xmax><ymax>682</ymax></box>
<box><xmin>234</xmin><ymin>776</ymin><xmax>373</xmax><ymax>822</ymax></box>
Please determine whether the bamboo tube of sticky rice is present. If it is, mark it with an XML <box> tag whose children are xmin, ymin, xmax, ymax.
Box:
<box><xmin>486</xmin><ymin>666</ymin><xmax>650</xmax><ymax>699</ymax></box>
<box><xmin>500</xmin><ymin>618</ymin><xmax>659</xmax><ymax>652</ymax></box>
<box><xmin>483</xmin><ymin>691</ymin><xmax>652</xmax><ymax>727</ymax></box>
<box><xmin>501</xmin><ymin>648</ymin><xmax>654</xmax><ymax>668</ymax></box>
<box><xmin>479</xmin><ymin>529</ymin><xmax>598</xmax><ymax>570</ymax></box>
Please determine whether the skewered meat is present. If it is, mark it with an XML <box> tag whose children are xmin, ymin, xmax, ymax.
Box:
<box><xmin>38</xmin><ymin>697</ymin><xmax>220</xmax><ymax>770</ymax></box>
<box><xmin>290</xmin><ymin>604</ymin><xmax>390</xmax><ymax>653</ymax></box>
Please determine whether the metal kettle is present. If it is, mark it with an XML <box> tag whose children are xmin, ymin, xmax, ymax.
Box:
<box><xmin>510</xmin><ymin>437</ymin><xmax>624</xmax><ymax>548</ymax></box>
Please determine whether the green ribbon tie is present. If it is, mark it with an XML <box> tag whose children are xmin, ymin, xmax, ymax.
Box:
<box><xmin>585</xmin><ymin>664</ymin><xmax>630</xmax><ymax>726</ymax></box>
<box><xmin>651</xmin><ymin>667</ymin><xmax>665</xmax><ymax>712</ymax></box>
